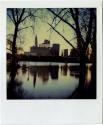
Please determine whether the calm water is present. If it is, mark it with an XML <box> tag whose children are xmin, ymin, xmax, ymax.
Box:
<box><xmin>7</xmin><ymin>62</ymin><xmax>96</xmax><ymax>99</ymax></box>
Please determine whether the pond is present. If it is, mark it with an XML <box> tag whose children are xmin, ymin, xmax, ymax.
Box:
<box><xmin>7</xmin><ymin>62</ymin><xmax>96</xmax><ymax>99</ymax></box>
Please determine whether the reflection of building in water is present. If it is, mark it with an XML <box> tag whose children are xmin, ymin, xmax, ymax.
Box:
<box><xmin>29</xmin><ymin>65</ymin><xmax>59</xmax><ymax>82</ymax></box>
<box><xmin>38</xmin><ymin>67</ymin><xmax>49</xmax><ymax>83</ymax></box>
<box><xmin>61</xmin><ymin>64</ymin><xmax>68</xmax><ymax>76</ymax></box>
<box><xmin>22</xmin><ymin>65</ymin><xmax>27</xmax><ymax>75</ymax></box>
<box><xmin>29</xmin><ymin>66</ymin><xmax>49</xmax><ymax>83</ymax></box>
<box><xmin>69</xmin><ymin>65</ymin><xmax>80</xmax><ymax>78</ymax></box>
<box><xmin>33</xmin><ymin>71</ymin><xmax>37</xmax><ymax>87</ymax></box>
<box><xmin>25</xmin><ymin>35</ymin><xmax>60</xmax><ymax>56</ymax></box>
<box><xmin>49</xmin><ymin>66</ymin><xmax>59</xmax><ymax>79</ymax></box>
<box><xmin>27</xmin><ymin>67</ymin><xmax>29</xmax><ymax>81</ymax></box>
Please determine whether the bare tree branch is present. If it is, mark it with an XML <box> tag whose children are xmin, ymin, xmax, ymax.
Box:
<box><xmin>69</xmin><ymin>36</ymin><xmax>77</xmax><ymax>42</ymax></box>
<box><xmin>70</xmin><ymin>8</ymin><xmax>76</xmax><ymax>21</ymax></box>
<box><xmin>85</xmin><ymin>9</ymin><xmax>94</xmax><ymax>50</ymax></box>
<box><xmin>20</xmin><ymin>15</ymin><xmax>38</xmax><ymax>23</ymax></box>
<box><xmin>48</xmin><ymin>23</ymin><xmax>77</xmax><ymax>51</ymax></box>
<box><xmin>71</xmin><ymin>8</ymin><xmax>84</xmax><ymax>47</ymax></box>
<box><xmin>11</xmin><ymin>9</ymin><xmax>16</xmax><ymax>23</ymax></box>
<box><xmin>82</xmin><ymin>17</ymin><xmax>87</xmax><ymax>32</ymax></box>
<box><xmin>20</xmin><ymin>15</ymin><xmax>31</xmax><ymax>23</ymax></box>
<box><xmin>18</xmin><ymin>8</ymin><xmax>25</xmax><ymax>23</ymax></box>
<box><xmin>7</xmin><ymin>13</ymin><xmax>15</xmax><ymax>24</ymax></box>
<box><xmin>47</xmin><ymin>10</ymin><xmax>70</xmax><ymax>33</ymax></box>
<box><xmin>7</xmin><ymin>48</ymin><xmax>12</xmax><ymax>51</ymax></box>
<box><xmin>51</xmin><ymin>8</ymin><xmax>67</xmax><ymax>25</ymax></box>
<box><xmin>15</xmin><ymin>9</ymin><xmax>19</xmax><ymax>22</ymax></box>
<box><xmin>18</xmin><ymin>26</ymin><xmax>33</xmax><ymax>32</ymax></box>
<box><xmin>75</xmin><ymin>8</ymin><xmax>79</xmax><ymax>21</ymax></box>
<box><xmin>47</xmin><ymin>8</ymin><xmax>76</xmax><ymax>31</ymax></box>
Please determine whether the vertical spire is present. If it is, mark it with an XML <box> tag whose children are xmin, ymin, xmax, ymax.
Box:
<box><xmin>35</xmin><ymin>35</ymin><xmax>38</xmax><ymax>47</ymax></box>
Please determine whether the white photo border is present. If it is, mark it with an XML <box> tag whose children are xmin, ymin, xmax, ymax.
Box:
<box><xmin>0</xmin><ymin>0</ymin><xmax>102</xmax><ymax>125</ymax></box>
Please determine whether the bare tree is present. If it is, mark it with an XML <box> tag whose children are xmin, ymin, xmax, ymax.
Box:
<box><xmin>7</xmin><ymin>8</ymin><xmax>38</xmax><ymax>65</ymax></box>
<box><xmin>47</xmin><ymin>8</ymin><xmax>96</xmax><ymax>90</ymax></box>
<box><xmin>47</xmin><ymin>8</ymin><xmax>96</xmax><ymax>65</ymax></box>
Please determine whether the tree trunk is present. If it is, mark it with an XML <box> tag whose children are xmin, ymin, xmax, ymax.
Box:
<box><xmin>12</xmin><ymin>24</ymin><xmax>18</xmax><ymax>66</ymax></box>
<box><xmin>10</xmin><ymin>24</ymin><xmax>18</xmax><ymax>83</ymax></box>
<box><xmin>78</xmin><ymin>49</ymin><xmax>87</xmax><ymax>98</ymax></box>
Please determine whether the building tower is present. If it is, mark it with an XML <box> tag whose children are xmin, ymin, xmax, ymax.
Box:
<box><xmin>50</xmin><ymin>44</ymin><xmax>60</xmax><ymax>56</ymax></box>
<box><xmin>64</xmin><ymin>49</ymin><xmax>68</xmax><ymax>57</ymax></box>
<box><xmin>35</xmin><ymin>35</ymin><xmax>38</xmax><ymax>47</ymax></box>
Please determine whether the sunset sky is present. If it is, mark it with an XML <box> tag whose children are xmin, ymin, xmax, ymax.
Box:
<box><xmin>7</xmin><ymin>8</ymin><xmax>77</xmax><ymax>55</ymax></box>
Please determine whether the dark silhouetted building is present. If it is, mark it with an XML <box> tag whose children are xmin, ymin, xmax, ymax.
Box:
<box><xmin>50</xmin><ymin>44</ymin><xmax>60</xmax><ymax>56</ymax></box>
<box><xmin>35</xmin><ymin>35</ymin><xmax>38</xmax><ymax>47</ymax></box>
<box><xmin>70</xmin><ymin>48</ymin><xmax>78</xmax><ymax>57</ymax></box>
<box><xmin>24</xmin><ymin>37</ymin><xmax>60</xmax><ymax>57</ymax></box>
<box><xmin>64</xmin><ymin>49</ymin><xmax>68</xmax><ymax>57</ymax></box>
<box><xmin>39</xmin><ymin>39</ymin><xmax>50</xmax><ymax>48</ymax></box>
<box><xmin>30</xmin><ymin>46</ymin><xmax>51</xmax><ymax>56</ymax></box>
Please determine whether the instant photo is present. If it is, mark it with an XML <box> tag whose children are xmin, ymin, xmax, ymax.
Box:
<box><xmin>7</xmin><ymin>8</ymin><xmax>96</xmax><ymax>99</ymax></box>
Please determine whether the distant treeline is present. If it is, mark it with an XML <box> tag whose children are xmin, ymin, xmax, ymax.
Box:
<box><xmin>19</xmin><ymin>55</ymin><xmax>80</xmax><ymax>63</ymax></box>
<box><xmin>7</xmin><ymin>53</ymin><xmax>92</xmax><ymax>63</ymax></box>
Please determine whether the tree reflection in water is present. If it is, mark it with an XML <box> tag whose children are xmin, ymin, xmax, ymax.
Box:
<box><xmin>61</xmin><ymin>64</ymin><xmax>68</xmax><ymax>76</ymax></box>
<box><xmin>7</xmin><ymin>64</ymin><xmax>23</xmax><ymax>99</ymax></box>
<box><xmin>68</xmin><ymin>65</ymin><xmax>80</xmax><ymax>78</ymax></box>
<box><xmin>69</xmin><ymin>64</ymin><xmax>96</xmax><ymax>99</ymax></box>
<box><xmin>7</xmin><ymin>62</ymin><xmax>96</xmax><ymax>99</ymax></box>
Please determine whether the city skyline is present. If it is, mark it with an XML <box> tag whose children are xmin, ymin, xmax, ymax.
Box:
<box><xmin>7</xmin><ymin>8</ymin><xmax>77</xmax><ymax>55</ymax></box>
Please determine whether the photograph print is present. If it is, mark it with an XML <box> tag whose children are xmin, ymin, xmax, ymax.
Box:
<box><xmin>7</xmin><ymin>8</ymin><xmax>96</xmax><ymax>99</ymax></box>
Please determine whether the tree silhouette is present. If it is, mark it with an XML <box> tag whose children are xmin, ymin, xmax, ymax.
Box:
<box><xmin>47</xmin><ymin>8</ymin><xmax>96</xmax><ymax>95</ymax></box>
<box><xmin>7</xmin><ymin>34</ymin><xmax>24</xmax><ymax>55</ymax></box>
<box><xmin>47</xmin><ymin>8</ymin><xmax>96</xmax><ymax>64</ymax></box>
<box><xmin>7</xmin><ymin>8</ymin><xmax>37</xmax><ymax>66</ymax></box>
